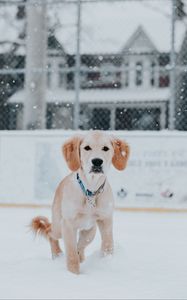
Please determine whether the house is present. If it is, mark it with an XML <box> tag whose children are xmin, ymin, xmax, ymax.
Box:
<box><xmin>5</xmin><ymin>1</ymin><xmax>187</xmax><ymax>130</ymax></box>
<box><xmin>8</xmin><ymin>26</ymin><xmax>170</xmax><ymax>131</ymax></box>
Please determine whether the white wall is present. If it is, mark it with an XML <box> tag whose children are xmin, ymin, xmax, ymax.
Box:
<box><xmin>0</xmin><ymin>130</ymin><xmax>187</xmax><ymax>208</ymax></box>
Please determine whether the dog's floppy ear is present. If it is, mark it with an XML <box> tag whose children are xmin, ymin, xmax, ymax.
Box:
<box><xmin>112</xmin><ymin>137</ymin><xmax>130</xmax><ymax>170</ymax></box>
<box><xmin>62</xmin><ymin>135</ymin><xmax>82</xmax><ymax>171</ymax></box>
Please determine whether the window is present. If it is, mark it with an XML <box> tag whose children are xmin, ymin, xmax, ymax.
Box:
<box><xmin>99</xmin><ymin>63</ymin><xmax>119</xmax><ymax>88</ymax></box>
<box><xmin>159</xmin><ymin>54</ymin><xmax>170</xmax><ymax>87</ymax></box>
<box><xmin>89</xmin><ymin>108</ymin><xmax>111</xmax><ymax>130</ymax></box>
<box><xmin>115</xmin><ymin>107</ymin><xmax>160</xmax><ymax>130</ymax></box>
<box><xmin>46</xmin><ymin>104</ymin><xmax>73</xmax><ymax>129</ymax></box>
<box><xmin>100</xmin><ymin>64</ymin><xmax>114</xmax><ymax>85</ymax></box>
<box><xmin>124</xmin><ymin>62</ymin><xmax>129</xmax><ymax>87</ymax></box>
<box><xmin>59</xmin><ymin>63</ymin><xmax>64</xmax><ymax>87</ymax></box>
<box><xmin>47</xmin><ymin>63</ymin><xmax>51</xmax><ymax>88</ymax></box>
<box><xmin>86</xmin><ymin>71</ymin><xmax>100</xmax><ymax>87</ymax></box>
<box><xmin>135</xmin><ymin>62</ymin><xmax>143</xmax><ymax>86</ymax></box>
<box><xmin>150</xmin><ymin>62</ymin><xmax>156</xmax><ymax>86</ymax></box>
<box><xmin>159</xmin><ymin>70</ymin><xmax>169</xmax><ymax>87</ymax></box>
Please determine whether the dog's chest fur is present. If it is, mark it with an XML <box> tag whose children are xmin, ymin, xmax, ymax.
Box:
<box><xmin>74</xmin><ymin>201</ymin><xmax>111</xmax><ymax>230</ymax></box>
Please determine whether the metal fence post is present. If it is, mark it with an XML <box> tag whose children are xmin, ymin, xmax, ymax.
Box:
<box><xmin>74</xmin><ymin>0</ymin><xmax>81</xmax><ymax>130</ymax></box>
<box><xmin>24</xmin><ymin>1</ymin><xmax>47</xmax><ymax>130</ymax></box>
<box><xmin>169</xmin><ymin>0</ymin><xmax>176</xmax><ymax>130</ymax></box>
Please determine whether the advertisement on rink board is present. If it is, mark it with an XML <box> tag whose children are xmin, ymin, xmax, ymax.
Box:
<box><xmin>114</xmin><ymin>133</ymin><xmax>187</xmax><ymax>208</ymax></box>
<box><xmin>0</xmin><ymin>131</ymin><xmax>187</xmax><ymax>209</ymax></box>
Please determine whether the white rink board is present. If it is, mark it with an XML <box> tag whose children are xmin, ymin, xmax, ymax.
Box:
<box><xmin>0</xmin><ymin>130</ymin><xmax>187</xmax><ymax>208</ymax></box>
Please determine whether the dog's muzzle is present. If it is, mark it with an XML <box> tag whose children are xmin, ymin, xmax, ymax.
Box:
<box><xmin>90</xmin><ymin>158</ymin><xmax>104</xmax><ymax>174</ymax></box>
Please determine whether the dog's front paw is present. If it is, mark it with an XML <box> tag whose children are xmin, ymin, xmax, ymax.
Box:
<box><xmin>67</xmin><ymin>257</ymin><xmax>80</xmax><ymax>274</ymax></box>
<box><xmin>101</xmin><ymin>246</ymin><xmax>114</xmax><ymax>257</ymax></box>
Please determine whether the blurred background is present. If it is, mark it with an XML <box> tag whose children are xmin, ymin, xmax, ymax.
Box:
<box><xmin>1</xmin><ymin>4</ymin><xmax>187</xmax><ymax>297</ymax></box>
<box><xmin>0</xmin><ymin>0</ymin><xmax>187</xmax><ymax>132</ymax></box>
<box><xmin>0</xmin><ymin>0</ymin><xmax>187</xmax><ymax>207</ymax></box>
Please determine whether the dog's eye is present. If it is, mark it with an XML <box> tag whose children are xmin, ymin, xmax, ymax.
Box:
<box><xmin>84</xmin><ymin>145</ymin><xmax>92</xmax><ymax>151</ymax></box>
<box><xmin>102</xmin><ymin>146</ymin><xmax>109</xmax><ymax>152</ymax></box>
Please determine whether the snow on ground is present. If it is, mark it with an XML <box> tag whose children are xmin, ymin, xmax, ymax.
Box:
<box><xmin>0</xmin><ymin>207</ymin><xmax>187</xmax><ymax>299</ymax></box>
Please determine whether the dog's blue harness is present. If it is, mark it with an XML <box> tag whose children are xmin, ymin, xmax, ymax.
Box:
<box><xmin>76</xmin><ymin>173</ymin><xmax>106</xmax><ymax>207</ymax></box>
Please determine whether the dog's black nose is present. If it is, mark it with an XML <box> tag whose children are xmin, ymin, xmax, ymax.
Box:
<box><xmin>92</xmin><ymin>158</ymin><xmax>103</xmax><ymax>167</ymax></box>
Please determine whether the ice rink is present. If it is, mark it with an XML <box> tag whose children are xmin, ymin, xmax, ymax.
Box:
<box><xmin>0</xmin><ymin>207</ymin><xmax>187</xmax><ymax>299</ymax></box>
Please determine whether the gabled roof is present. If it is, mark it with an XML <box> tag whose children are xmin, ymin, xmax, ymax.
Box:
<box><xmin>55</xmin><ymin>0</ymin><xmax>186</xmax><ymax>54</ymax></box>
<box><xmin>122</xmin><ymin>25</ymin><xmax>158</xmax><ymax>54</ymax></box>
<box><xmin>0</xmin><ymin>1</ymin><xmax>186</xmax><ymax>55</ymax></box>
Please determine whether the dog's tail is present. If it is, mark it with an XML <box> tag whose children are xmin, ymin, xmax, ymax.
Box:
<box><xmin>30</xmin><ymin>216</ymin><xmax>51</xmax><ymax>239</ymax></box>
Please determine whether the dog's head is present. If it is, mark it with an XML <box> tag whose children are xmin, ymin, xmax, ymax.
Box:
<box><xmin>62</xmin><ymin>131</ymin><xmax>130</xmax><ymax>178</ymax></box>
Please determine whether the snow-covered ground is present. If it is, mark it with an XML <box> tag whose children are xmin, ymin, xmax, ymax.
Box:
<box><xmin>0</xmin><ymin>207</ymin><xmax>187</xmax><ymax>299</ymax></box>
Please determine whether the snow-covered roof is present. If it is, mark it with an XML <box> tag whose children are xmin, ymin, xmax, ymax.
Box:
<box><xmin>8</xmin><ymin>87</ymin><xmax>170</xmax><ymax>104</ymax></box>
<box><xmin>54</xmin><ymin>0</ymin><xmax>186</xmax><ymax>54</ymax></box>
<box><xmin>122</xmin><ymin>25</ymin><xmax>158</xmax><ymax>54</ymax></box>
<box><xmin>0</xmin><ymin>1</ymin><xmax>186</xmax><ymax>55</ymax></box>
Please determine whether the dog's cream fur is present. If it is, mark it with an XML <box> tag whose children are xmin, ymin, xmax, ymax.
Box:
<box><xmin>31</xmin><ymin>130</ymin><xmax>130</xmax><ymax>274</ymax></box>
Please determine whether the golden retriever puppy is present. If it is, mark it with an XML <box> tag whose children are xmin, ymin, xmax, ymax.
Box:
<box><xmin>31</xmin><ymin>130</ymin><xmax>130</xmax><ymax>274</ymax></box>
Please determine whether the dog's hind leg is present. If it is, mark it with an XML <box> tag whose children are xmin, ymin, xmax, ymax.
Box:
<box><xmin>77</xmin><ymin>226</ymin><xmax>96</xmax><ymax>263</ymax></box>
<box><xmin>31</xmin><ymin>216</ymin><xmax>63</xmax><ymax>259</ymax></box>
<box><xmin>50</xmin><ymin>216</ymin><xmax>63</xmax><ymax>259</ymax></box>
<box><xmin>49</xmin><ymin>237</ymin><xmax>63</xmax><ymax>259</ymax></box>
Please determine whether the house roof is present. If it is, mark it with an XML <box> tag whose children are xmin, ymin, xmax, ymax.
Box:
<box><xmin>122</xmin><ymin>25</ymin><xmax>158</xmax><ymax>54</ymax></box>
<box><xmin>8</xmin><ymin>87</ymin><xmax>170</xmax><ymax>104</ymax></box>
<box><xmin>0</xmin><ymin>1</ymin><xmax>186</xmax><ymax>55</ymax></box>
<box><xmin>54</xmin><ymin>0</ymin><xmax>186</xmax><ymax>54</ymax></box>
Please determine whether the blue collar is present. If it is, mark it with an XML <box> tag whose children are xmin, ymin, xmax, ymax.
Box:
<box><xmin>76</xmin><ymin>173</ymin><xmax>106</xmax><ymax>199</ymax></box>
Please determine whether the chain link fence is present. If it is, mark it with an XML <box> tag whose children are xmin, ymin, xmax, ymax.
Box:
<box><xmin>0</xmin><ymin>0</ymin><xmax>187</xmax><ymax>131</ymax></box>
